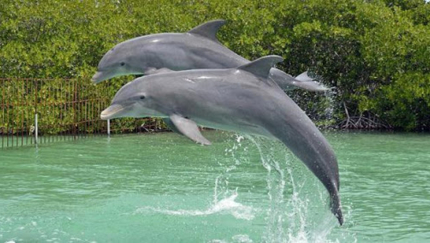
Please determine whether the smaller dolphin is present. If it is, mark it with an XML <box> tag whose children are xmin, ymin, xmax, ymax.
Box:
<box><xmin>100</xmin><ymin>56</ymin><xmax>343</xmax><ymax>225</ymax></box>
<box><xmin>92</xmin><ymin>20</ymin><xmax>327</xmax><ymax>92</ymax></box>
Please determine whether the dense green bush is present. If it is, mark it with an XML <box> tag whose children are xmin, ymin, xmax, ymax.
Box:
<box><xmin>1</xmin><ymin>0</ymin><xmax>429</xmax><ymax>131</ymax></box>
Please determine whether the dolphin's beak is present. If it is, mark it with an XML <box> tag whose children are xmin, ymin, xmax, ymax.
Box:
<box><xmin>92</xmin><ymin>71</ymin><xmax>106</xmax><ymax>84</ymax></box>
<box><xmin>100</xmin><ymin>104</ymin><xmax>126</xmax><ymax>120</ymax></box>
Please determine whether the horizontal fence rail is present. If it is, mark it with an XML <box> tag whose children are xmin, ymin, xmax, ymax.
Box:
<box><xmin>0</xmin><ymin>78</ymin><xmax>108</xmax><ymax>148</ymax></box>
<box><xmin>0</xmin><ymin>78</ymin><xmax>172</xmax><ymax>149</ymax></box>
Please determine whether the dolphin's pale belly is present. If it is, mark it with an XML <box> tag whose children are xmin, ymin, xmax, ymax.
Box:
<box><xmin>192</xmin><ymin>117</ymin><xmax>274</xmax><ymax>139</ymax></box>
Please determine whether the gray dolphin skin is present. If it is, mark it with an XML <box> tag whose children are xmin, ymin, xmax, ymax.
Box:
<box><xmin>92</xmin><ymin>20</ymin><xmax>327</xmax><ymax>92</ymax></box>
<box><xmin>100</xmin><ymin>56</ymin><xmax>343</xmax><ymax>225</ymax></box>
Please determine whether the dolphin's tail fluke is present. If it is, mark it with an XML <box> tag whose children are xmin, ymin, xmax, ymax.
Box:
<box><xmin>330</xmin><ymin>190</ymin><xmax>344</xmax><ymax>225</ymax></box>
<box><xmin>295</xmin><ymin>71</ymin><xmax>314</xmax><ymax>82</ymax></box>
<box><xmin>294</xmin><ymin>71</ymin><xmax>329</xmax><ymax>92</ymax></box>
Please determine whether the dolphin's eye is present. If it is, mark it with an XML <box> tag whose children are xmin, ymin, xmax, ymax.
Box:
<box><xmin>120</xmin><ymin>62</ymin><xmax>125</xmax><ymax>66</ymax></box>
<box><xmin>139</xmin><ymin>95</ymin><xmax>146</xmax><ymax>100</ymax></box>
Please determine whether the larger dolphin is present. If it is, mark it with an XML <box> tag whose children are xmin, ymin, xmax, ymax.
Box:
<box><xmin>92</xmin><ymin>20</ymin><xmax>327</xmax><ymax>92</ymax></box>
<box><xmin>100</xmin><ymin>56</ymin><xmax>343</xmax><ymax>225</ymax></box>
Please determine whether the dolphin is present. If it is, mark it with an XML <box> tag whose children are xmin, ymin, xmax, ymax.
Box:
<box><xmin>100</xmin><ymin>55</ymin><xmax>343</xmax><ymax>225</ymax></box>
<box><xmin>92</xmin><ymin>19</ymin><xmax>327</xmax><ymax>92</ymax></box>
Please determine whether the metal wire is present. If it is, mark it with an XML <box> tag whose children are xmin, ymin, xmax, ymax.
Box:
<box><xmin>0</xmin><ymin>78</ymin><xmax>109</xmax><ymax>148</ymax></box>
<box><xmin>0</xmin><ymin>78</ymin><xmax>170</xmax><ymax>149</ymax></box>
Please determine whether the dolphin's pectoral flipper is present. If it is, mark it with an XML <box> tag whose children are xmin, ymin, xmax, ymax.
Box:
<box><xmin>162</xmin><ymin>118</ymin><xmax>182</xmax><ymax>135</ymax></box>
<box><xmin>188</xmin><ymin>19</ymin><xmax>226</xmax><ymax>44</ymax></box>
<box><xmin>169</xmin><ymin>114</ymin><xmax>211</xmax><ymax>145</ymax></box>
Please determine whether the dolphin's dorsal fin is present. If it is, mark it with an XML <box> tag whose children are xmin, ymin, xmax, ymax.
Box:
<box><xmin>169</xmin><ymin>114</ymin><xmax>211</xmax><ymax>145</ymax></box>
<box><xmin>237</xmin><ymin>55</ymin><xmax>284</xmax><ymax>78</ymax></box>
<box><xmin>188</xmin><ymin>19</ymin><xmax>226</xmax><ymax>43</ymax></box>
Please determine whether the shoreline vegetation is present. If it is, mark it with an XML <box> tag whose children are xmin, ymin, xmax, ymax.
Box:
<box><xmin>1</xmin><ymin>0</ymin><xmax>429</xmax><ymax>133</ymax></box>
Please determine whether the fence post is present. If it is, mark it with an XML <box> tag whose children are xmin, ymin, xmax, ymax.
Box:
<box><xmin>35</xmin><ymin>113</ymin><xmax>38</xmax><ymax>144</ymax></box>
<box><xmin>34</xmin><ymin>79</ymin><xmax>38</xmax><ymax>145</ymax></box>
<box><xmin>73</xmin><ymin>79</ymin><xmax>77</xmax><ymax>139</ymax></box>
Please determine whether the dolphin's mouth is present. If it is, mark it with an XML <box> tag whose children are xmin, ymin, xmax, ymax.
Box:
<box><xmin>100</xmin><ymin>104</ymin><xmax>127</xmax><ymax>120</ymax></box>
<box><xmin>92</xmin><ymin>71</ymin><xmax>103</xmax><ymax>83</ymax></box>
<box><xmin>92</xmin><ymin>71</ymin><xmax>112</xmax><ymax>84</ymax></box>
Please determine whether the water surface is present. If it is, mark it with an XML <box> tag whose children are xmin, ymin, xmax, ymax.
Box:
<box><xmin>0</xmin><ymin>131</ymin><xmax>429</xmax><ymax>242</ymax></box>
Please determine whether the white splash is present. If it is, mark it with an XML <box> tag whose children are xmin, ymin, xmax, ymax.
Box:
<box><xmin>136</xmin><ymin>192</ymin><xmax>255</xmax><ymax>220</ymax></box>
<box><xmin>209</xmin><ymin>234</ymin><xmax>253</xmax><ymax>243</ymax></box>
<box><xmin>246</xmin><ymin>135</ymin><xmax>349</xmax><ymax>243</ymax></box>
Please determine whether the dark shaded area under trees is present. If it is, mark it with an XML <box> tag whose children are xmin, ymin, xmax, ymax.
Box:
<box><xmin>1</xmin><ymin>0</ymin><xmax>429</xmax><ymax>131</ymax></box>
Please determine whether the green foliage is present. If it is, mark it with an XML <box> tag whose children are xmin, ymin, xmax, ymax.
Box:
<box><xmin>0</xmin><ymin>78</ymin><xmax>109</xmax><ymax>135</ymax></box>
<box><xmin>1</xmin><ymin>0</ymin><xmax>429</xmax><ymax>131</ymax></box>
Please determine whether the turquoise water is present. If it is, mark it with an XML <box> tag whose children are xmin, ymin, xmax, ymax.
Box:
<box><xmin>0</xmin><ymin>131</ymin><xmax>429</xmax><ymax>242</ymax></box>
